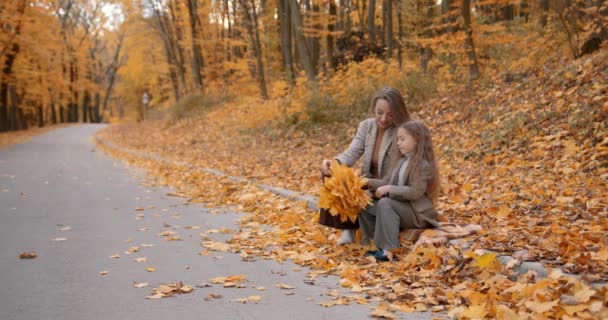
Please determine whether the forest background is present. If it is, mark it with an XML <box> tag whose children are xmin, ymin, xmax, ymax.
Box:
<box><xmin>1</xmin><ymin>0</ymin><xmax>606</xmax><ymax>129</ymax></box>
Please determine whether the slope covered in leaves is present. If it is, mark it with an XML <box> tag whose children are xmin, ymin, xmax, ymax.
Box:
<box><xmin>97</xmin><ymin>49</ymin><xmax>608</xmax><ymax>318</ymax></box>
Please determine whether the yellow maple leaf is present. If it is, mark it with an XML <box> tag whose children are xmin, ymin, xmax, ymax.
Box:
<box><xmin>474</xmin><ymin>252</ymin><xmax>497</xmax><ymax>269</ymax></box>
<box><xmin>318</xmin><ymin>160</ymin><xmax>371</xmax><ymax>223</ymax></box>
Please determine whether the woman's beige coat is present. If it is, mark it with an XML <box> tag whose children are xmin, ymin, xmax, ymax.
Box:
<box><xmin>335</xmin><ymin>118</ymin><xmax>397</xmax><ymax>180</ymax></box>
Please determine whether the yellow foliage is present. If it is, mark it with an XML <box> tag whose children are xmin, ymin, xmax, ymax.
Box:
<box><xmin>318</xmin><ymin>160</ymin><xmax>371</xmax><ymax>223</ymax></box>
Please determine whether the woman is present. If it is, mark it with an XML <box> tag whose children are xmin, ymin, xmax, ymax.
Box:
<box><xmin>320</xmin><ymin>87</ymin><xmax>410</xmax><ymax>245</ymax></box>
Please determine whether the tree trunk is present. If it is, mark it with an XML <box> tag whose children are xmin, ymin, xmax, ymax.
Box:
<box><xmin>0</xmin><ymin>0</ymin><xmax>26</xmax><ymax>132</ymax></box>
<box><xmin>539</xmin><ymin>0</ymin><xmax>549</xmax><ymax>28</ymax></box>
<box><xmin>0</xmin><ymin>73</ymin><xmax>11</xmax><ymax>132</ymax></box>
<box><xmin>327</xmin><ymin>0</ymin><xmax>337</xmax><ymax>69</ymax></box>
<box><xmin>239</xmin><ymin>0</ymin><xmax>269</xmax><ymax>99</ymax></box>
<box><xmin>419</xmin><ymin>0</ymin><xmax>435</xmax><ymax>73</ymax></box>
<box><xmin>357</xmin><ymin>0</ymin><xmax>365</xmax><ymax>30</ymax></box>
<box><xmin>502</xmin><ymin>4</ymin><xmax>514</xmax><ymax>20</ymax></box>
<box><xmin>168</xmin><ymin>0</ymin><xmax>187</xmax><ymax>95</ymax></box>
<box><xmin>367</xmin><ymin>0</ymin><xmax>377</xmax><ymax>43</ymax></box>
<box><xmin>92</xmin><ymin>92</ymin><xmax>100</xmax><ymax>123</ymax></box>
<box><xmin>37</xmin><ymin>105</ymin><xmax>44</xmax><ymax>127</ymax></box>
<box><xmin>442</xmin><ymin>0</ymin><xmax>456</xmax><ymax>74</ymax></box>
<box><xmin>82</xmin><ymin>92</ymin><xmax>88</xmax><ymax>123</ymax></box>
<box><xmin>9</xmin><ymin>86</ymin><xmax>24</xmax><ymax>130</ymax></box>
<box><xmin>251</xmin><ymin>0</ymin><xmax>269</xmax><ymax>99</ymax></box>
<box><xmin>102</xmin><ymin>33</ymin><xmax>123</xmax><ymax>114</ymax></box>
<box><xmin>337</xmin><ymin>0</ymin><xmax>345</xmax><ymax>30</ymax></box>
<box><xmin>289</xmin><ymin>0</ymin><xmax>316</xmax><ymax>83</ymax></box>
<box><xmin>186</xmin><ymin>0</ymin><xmax>204</xmax><ymax>89</ymax></box>
<box><xmin>311</xmin><ymin>3</ymin><xmax>321</xmax><ymax>73</ymax></box>
<box><xmin>279</xmin><ymin>0</ymin><xmax>295</xmax><ymax>82</ymax></box>
<box><xmin>83</xmin><ymin>91</ymin><xmax>91</xmax><ymax>123</ymax></box>
<box><xmin>69</xmin><ymin>60</ymin><xmax>79</xmax><ymax>122</ymax></box>
<box><xmin>462</xmin><ymin>0</ymin><xmax>480</xmax><ymax>80</ymax></box>
<box><xmin>384</xmin><ymin>0</ymin><xmax>393</xmax><ymax>59</ymax></box>
<box><xmin>150</xmin><ymin>0</ymin><xmax>182</xmax><ymax>100</ymax></box>
<box><xmin>51</xmin><ymin>102</ymin><xmax>57</xmax><ymax>124</ymax></box>
<box><xmin>397</xmin><ymin>0</ymin><xmax>403</xmax><ymax>67</ymax></box>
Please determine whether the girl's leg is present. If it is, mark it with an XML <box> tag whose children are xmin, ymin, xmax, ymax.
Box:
<box><xmin>374</xmin><ymin>198</ymin><xmax>417</xmax><ymax>250</ymax></box>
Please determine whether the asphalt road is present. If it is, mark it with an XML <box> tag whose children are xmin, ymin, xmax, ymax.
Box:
<box><xmin>0</xmin><ymin>125</ymin><xmax>434</xmax><ymax>320</ymax></box>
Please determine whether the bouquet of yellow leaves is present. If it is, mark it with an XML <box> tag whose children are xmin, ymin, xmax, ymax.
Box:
<box><xmin>318</xmin><ymin>160</ymin><xmax>372</xmax><ymax>223</ymax></box>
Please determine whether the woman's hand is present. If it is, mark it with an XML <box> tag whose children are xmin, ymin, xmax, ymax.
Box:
<box><xmin>321</xmin><ymin>159</ymin><xmax>332</xmax><ymax>176</ymax></box>
<box><xmin>375</xmin><ymin>185</ymin><xmax>391</xmax><ymax>198</ymax></box>
<box><xmin>361</xmin><ymin>178</ymin><xmax>369</xmax><ymax>187</ymax></box>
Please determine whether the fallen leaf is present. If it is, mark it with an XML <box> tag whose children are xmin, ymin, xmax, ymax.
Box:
<box><xmin>146</xmin><ymin>267</ymin><xmax>156</xmax><ymax>272</ymax></box>
<box><xmin>100</xmin><ymin>270</ymin><xmax>109</xmax><ymax>275</ymax></box>
<box><xmin>51</xmin><ymin>237</ymin><xmax>68</xmax><ymax>241</ymax></box>
<box><xmin>202</xmin><ymin>241</ymin><xmax>231</xmax><ymax>252</ymax></box>
<box><xmin>145</xmin><ymin>292</ymin><xmax>164</xmax><ymax>299</ymax></box>
<box><xmin>146</xmin><ymin>282</ymin><xmax>194</xmax><ymax>299</ymax></box>
<box><xmin>370</xmin><ymin>304</ymin><xmax>396</xmax><ymax>319</ymax></box>
<box><xmin>109</xmin><ymin>254</ymin><xmax>120</xmax><ymax>259</ymax></box>
<box><xmin>235</xmin><ymin>295</ymin><xmax>262</xmax><ymax>303</ymax></box>
<box><xmin>133</xmin><ymin>257</ymin><xmax>147</xmax><ymax>263</ymax></box>
<box><xmin>474</xmin><ymin>252</ymin><xmax>497</xmax><ymax>269</ymax></box>
<box><xmin>133</xmin><ymin>282</ymin><xmax>149</xmax><ymax>288</ymax></box>
<box><xmin>275</xmin><ymin>283</ymin><xmax>295</xmax><ymax>290</ymax></box>
<box><xmin>524</xmin><ymin>299</ymin><xmax>558</xmax><ymax>313</ymax></box>
<box><xmin>204</xmin><ymin>293</ymin><xmax>223</xmax><ymax>301</ymax></box>
<box><xmin>211</xmin><ymin>274</ymin><xmax>246</xmax><ymax>284</ymax></box>
<box><xmin>19</xmin><ymin>251</ymin><xmax>37</xmax><ymax>259</ymax></box>
<box><xmin>462</xmin><ymin>303</ymin><xmax>488</xmax><ymax>319</ymax></box>
<box><xmin>126</xmin><ymin>246</ymin><xmax>140</xmax><ymax>254</ymax></box>
<box><xmin>319</xmin><ymin>298</ymin><xmax>350</xmax><ymax>307</ymax></box>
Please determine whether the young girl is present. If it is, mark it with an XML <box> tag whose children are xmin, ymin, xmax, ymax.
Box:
<box><xmin>360</xmin><ymin>120</ymin><xmax>440</xmax><ymax>261</ymax></box>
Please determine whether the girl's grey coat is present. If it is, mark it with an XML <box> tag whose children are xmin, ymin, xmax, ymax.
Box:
<box><xmin>367</xmin><ymin>158</ymin><xmax>439</xmax><ymax>227</ymax></box>
<box><xmin>335</xmin><ymin>118</ymin><xmax>396</xmax><ymax>180</ymax></box>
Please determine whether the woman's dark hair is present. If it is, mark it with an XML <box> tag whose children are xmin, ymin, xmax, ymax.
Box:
<box><xmin>370</xmin><ymin>87</ymin><xmax>410</xmax><ymax>126</ymax></box>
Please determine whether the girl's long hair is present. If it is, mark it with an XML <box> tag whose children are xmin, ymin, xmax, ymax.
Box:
<box><xmin>399</xmin><ymin>121</ymin><xmax>440</xmax><ymax>203</ymax></box>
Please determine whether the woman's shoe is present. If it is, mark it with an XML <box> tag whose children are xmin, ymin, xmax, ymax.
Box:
<box><xmin>337</xmin><ymin>230</ymin><xmax>354</xmax><ymax>245</ymax></box>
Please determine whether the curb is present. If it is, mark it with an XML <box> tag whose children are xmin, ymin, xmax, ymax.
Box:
<box><xmin>94</xmin><ymin>135</ymin><xmax>606</xmax><ymax>288</ymax></box>
<box><xmin>95</xmin><ymin>136</ymin><xmax>320</xmax><ymax>211</ymax></box>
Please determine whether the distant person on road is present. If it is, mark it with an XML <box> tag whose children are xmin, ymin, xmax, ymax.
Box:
<box><xmin>319</xmin><ymin>87</ymin><xmax>411</xmax><ymax>245</ymax></box>
<box><xmin>361</xmin><ymin>121</ymin><xmax>441</xmax><ymax>261</ymax></box>
<box><xmin>139</xmin><ymin>90</ymin><xmax>151</xmax><ymax>122</ymax></box>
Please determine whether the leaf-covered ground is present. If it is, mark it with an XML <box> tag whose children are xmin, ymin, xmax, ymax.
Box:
<box><xmin>97</xmin><ymin>50</ymin><xmax>608</xmax><ymax>318</ymax></box>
